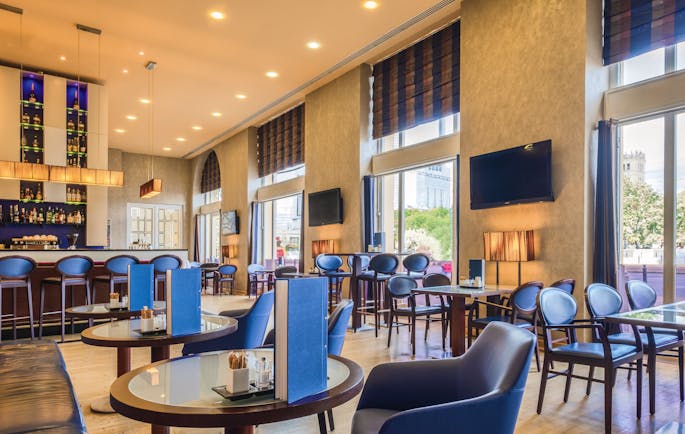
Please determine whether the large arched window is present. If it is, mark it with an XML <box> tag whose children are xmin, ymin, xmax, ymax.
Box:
<box><xmin>198</xmin><ymin>151</ymin><xmax>222</xmax><ymax>263</ymax></box>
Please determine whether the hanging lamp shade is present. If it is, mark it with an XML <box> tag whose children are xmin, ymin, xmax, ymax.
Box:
<box><xmin>140</xmin><ymin>178</ymin><xmax>162</xmax><ymax>198</ymax></box>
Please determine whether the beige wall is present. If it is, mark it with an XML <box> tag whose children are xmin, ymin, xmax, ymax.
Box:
<box><xmin>459</xmin><ymin>0</ymin><xmax>606</xmax><ymax>297</ymax></box>
<box><xmin>108</xmin><ymin>149</ymin><xmax>193</xmax><ymax>250</ymax></box>
<box><xmin>304</xmin><ymin>65</ymin><xmax>374</xmax><ymax>274</ymax></box>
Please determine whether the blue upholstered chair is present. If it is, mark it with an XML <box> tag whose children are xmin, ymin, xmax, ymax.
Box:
<box><xmin>351</xmin><ymin>321</ymin><xmax>535</xmax><ymax>434</ymax></box>
<box><xmin>39</xmin><ymin>255</ymin><xmax>94</xmax><ymax>342</ymax></box>
<box><xmin>214</xmin><ymin>264</ymin><xmax>237</xmax><ymax>295</ymax></box>
<box><xmin>182</xmin><ymin>290</ymin><xmax>274</xmax><ymax>355</ymax></box>
<box><xmin>550</xmin><ymin>278</ymin><xmax>576</xmax><ymax>295</ymax></box>
<box><xmin>247</xmin><ymin>264</ymin><xmax>271</xmax><ymax>298</ymax></box>
<box><xmin>91</xmin><ymin>254</ymin><xmax>139</xmax><ymax>303</ymax></box>
<box><xmin>402</xmin><ymin>253</ymin><xmax>430</xmax><ymax>279</ymax></box>
<box><xmin>538</xmin><ymin>287</ymin><xmax>643</xmax><ymax>434</ymax></box>
<box><xmin>316</xmin><ymin>255</ymin><xmax>352</xmax><ymax>311</ymax></box>
<box><xmin>357</xmin><ymin>253</ymin><xmax>399</xmax><ymax>337</ymax></box>
<box><xmin>151</xmin><ymin>255</ymin><xmax>182</xmax><ymax>300</ymax></box>
<box><xmin>0</xmin><ymin>255</ymin><xmax>37</xmax><ymax>341</ymax></box>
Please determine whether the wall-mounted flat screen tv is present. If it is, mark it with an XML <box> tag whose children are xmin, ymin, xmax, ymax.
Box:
<box><xmin>221</xmin><ymin>210</ymin><xmax>239</xmax><ymax>235</ymax></box>
<box><xmin>308</xmin><ymin>188</ymin><xmax>343</xmax><ymax>226</ymax></box>
<box><xmin>470</xmin><ymin>139</ymin><xmax>554</xmax><ymax>210</ymax></box>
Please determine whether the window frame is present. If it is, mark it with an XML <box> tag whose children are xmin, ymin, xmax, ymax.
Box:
<box><xmin>126</xmin><ymin>203</ymin><xmax>183</xmax><ymax>249</ymax></box>
<box><xmin>612</xmin><ymin>43</ymin><xmax>683</xmax><ymax>88</ymax></box>
<box><xmin>375</xmin><ymin>113</ymin><xmax>460</xmax><ymax>155</ymax></box>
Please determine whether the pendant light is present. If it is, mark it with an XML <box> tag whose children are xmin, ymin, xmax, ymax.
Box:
<box><xmin>140</xmin><ymin>60</ymin><xmax>162</xmax><ymax>198</ymax></box>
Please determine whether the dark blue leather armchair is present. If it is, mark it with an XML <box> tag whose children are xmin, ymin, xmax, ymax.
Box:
<box><xmin>182</xmin><ymin>290</ymin><xmax>274</xmax><ymax>355</ymax></box>
<box><xmin>352</xmin><ymin>321</ymin><xmax>535</xmax><ymax>434</ymax></box>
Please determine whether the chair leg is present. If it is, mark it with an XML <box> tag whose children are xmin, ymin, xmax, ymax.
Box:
<box><xmin>317</xmin><ymin>412</ymin><xmax>327</xmax><ymax>434</ymax></box>
<box><xmin>563</xmin><ymin>363</ymin><xmax>574</xmax><ymax>403</ymax></box>
<box><xmin>411</xmin><ymin>315</ymin><xmax>416</xmax><ymax>356</ymax></box>
<box><xmin>60</xmin><ymin>282</ymin><xmax>66</xmax><ymax>343</ymax></box>
<box><xmin>12</xmin><ymin>287</ymin><xmax>17</xmax><ymax>340</ymax></box>
<box><xmin>327</xmin><ymin>409</ymin><xmax>335</xmax><ymax>431</ymax></box>
<box><xmin>604</xmin><ymin>368</ymin><xmax>614</xmax><ymax>434</ymax></box>
<box><xmin>586</xmin><ymin>366</ymin><xmax>595</xmax><ymax>395</ymax></box>
<box><xmin>537</xmin><ymin>356</ymin><xmax>551</xmax><ymax>414</ymax></box>
<box><xmin>424</xmin><ymin>315</ymin><xmax>430</xmax><ymax>341</ymax></box>
<box><xmin>679</xmin><ymin>346</ymin><xmax>684</xmax><ymax>402</ymax></box>
<box><xmin>386</xmin><ymin>311</ymin><xmax>393</xmax><ymax>348</ymax></box>
<box><xmin>636</xmin><ymin>358</ymin><xmax>643</xmax><ymax>419</ymax></box>
<box><xmin>648</xmin><ymin>351</ymin><xmax>656</xmax><ymax>415</ymax></box>
<box><xmin>534</xmin><ymin>336</ymin><xmax>541</xmax><ymax>372</ymax></box>
<box><xmin>70</xmin><ymin>285</ymin><xmax>75</xmax><ymax>335</ymax></box>
<box><xmin>0</xmin><ymin>288</ymin><xmax>3</xmax><ymax>342</ymax></box>
<box><xmin>39</xmin><ymin>284</ymin><xmax>45</xmax><ymax>339</ymax></box>
<box><xmin>27</xmin><ymin>282</ymin><xmax>34</xmax><ymax>340</ymax></box>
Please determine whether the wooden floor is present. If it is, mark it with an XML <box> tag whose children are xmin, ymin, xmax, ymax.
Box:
<box><xmin>53</xmin><ymin>294</ymin><xmax>685</xmax><ymax>434</ymax></box>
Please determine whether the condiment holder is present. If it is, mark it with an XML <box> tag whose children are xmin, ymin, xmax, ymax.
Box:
<box><xmin>226</xmin><ymin>351</ymin><xmax>249</xmax><ymax>393</ymax></box>
<box><xmin>140</xmin><ymin>306</ymin><xmax>154</xmax><ymax>332</ymax></box>
<box><xmin>109</xmin><ymin>292</ymin><xmax>120</xmax><ymax>308</ymax></box>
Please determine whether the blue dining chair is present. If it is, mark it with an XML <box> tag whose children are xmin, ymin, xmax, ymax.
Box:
<box><xmin>351</xmin><ymin>322</ymin><xmax>535</xmax><ymax>434</ymax></box>
<box><xmin>214</xmin><ymin>264</ymin><xmax>238</xmax><ymax>295</ymax></box>
<box><xmin>151</xmin><ymin>255</ymin><xmax>182</xmax><ymax>300</ymax></box>
<box><xmin>0</xmin><ymin>255</ymin><xmax>37</xmax><ymax>341</ymax></box>
<box><xmin>92</xmin><ymin>254</ymin><xmax>139</xmax><ymax>303</ymax></box>
<box><xmin>182</xmin><ymin>290</ymin><xmax>274</xmax><ymax>355</ymax></box>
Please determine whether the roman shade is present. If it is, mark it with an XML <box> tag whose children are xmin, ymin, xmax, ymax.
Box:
<box><xmin>603</xmin><ymin>0</ymin><xmax>685</xmax><ymax>65</ymax></box>
<box><xmin>257</xmin><ymin>104</ymin><xmax>305</xmax><ymax>178</ymax></box>
<box><xmin>200</xmin><ymin>151</ymin><xmax>221</xmax><ymax>193</ymax></box>
<box><xmin>372</xmin><ymin>20</ymin><xmax>460</xmax><ymax>140</ymax></box>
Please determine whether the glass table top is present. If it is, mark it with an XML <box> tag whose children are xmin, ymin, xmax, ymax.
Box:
<box><xmin>91</xmin><ymin>314</ymin><xmax>229</xmax><ymax>339</ymax></box>
<box><xmin>608</xmin><ymin>301</ymin><xmax>685</xmax><ymax>328</ymax></box>
<box><xmin>412</xmin><ymin>285</ymin><xmax>508</xmax><ymax>296</ymax></box>
<box><xmin>71</xmin><ymin>300</ymin><xmax>166</xmax><ymax>314</ymax></box>
<box><xmin>127</xmin><ymin>349</ymin><xmax>349</xmax><ymax>408</ymax></box>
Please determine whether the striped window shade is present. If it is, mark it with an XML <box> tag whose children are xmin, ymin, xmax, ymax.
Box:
<box><xmin>603</xmin><ymin>0</ymin><xmax>685</xmax><ymax>65</ymax></box>
<box><xmin>200</xmin><ymin>151</ymin><xmax>221</xmax><ymax>193</ymax></box>
<box><xmin>372</xmin><ymin>20</ymin><xmax>460</xmax><ymax>140</ymax></box>
<box><xmin>257</xmin><ymin>104</ymin><xmax>305</xmax><ymax>178</ymax></box>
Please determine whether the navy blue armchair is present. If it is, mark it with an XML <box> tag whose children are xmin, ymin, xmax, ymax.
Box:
<box><xmin>352</xmin><ymin>321</ymin><xmax>535</xmax><ymax>434</ymax></box>
<box><xmin>182</xmin><ymin>290</ymin><xmax>274</xmax><ymax>355</ymax></box>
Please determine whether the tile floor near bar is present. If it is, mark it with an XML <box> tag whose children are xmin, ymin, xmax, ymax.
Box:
<box><xmin>56</xmin><ymin>295</ymin><xmax>685</xmax><ymax>434</ymax></box>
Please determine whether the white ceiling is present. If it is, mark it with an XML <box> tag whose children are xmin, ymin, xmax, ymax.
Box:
<box><xmin>0</xmin><ymin>0</ymin><xmax>458</xmax><ymax>158</ymax></box>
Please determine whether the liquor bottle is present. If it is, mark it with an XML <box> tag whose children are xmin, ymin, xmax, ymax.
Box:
<box><xmin>67</xmin><ymin>119</ymin><xmax>75</xmax><ymax>130</ymax></box>
<box><xmin>22</xmin><ymin>148</ymin><xmax>27</xmax><ymax>162</ymax></box>
<box><xmin>36</xmin><ymin>184</ymin><xmax>43</xmax><ymax>201</ymax></box>
<box><xmin>13</xmin><ymin>205</ymin><xmax>19</xmax><ymax>223</ymax></box>
<box><xmin>28</xmin><ymin>208</ymin><xmax>34</xmax><ymax>224</ymax></box>
<box><xmin>76</xmin><ymin>188</ymin><xmax>81</xmax><ymax>203</ymax></box>
<box><xmin>38</xmin><ymin>207</ymin><xmax>44</xmax><ymax>224</ymax></box>
<box><xmin>32</xmin><ymin>137</ymin><xmax>39</xmax><ymax>147</ymax></box>
<box><xmin>28</xmin><ymin>83</ymin><xmax>36</xmax><ymax>103</ymax></box>
<box><xmin>36</xmin><ymin>157</ymin><xmax>41</xmax><ymax>164</ymax></box>
<box><xmin>46</xmin><ymin>207</ymin><xmax>53</xmax><ymax>223</ymax></box>
<box><xmin>72</xmin><ymin>88</ymin><xmax>79</xmax><ymax>110</ymax></box>
<box><xmin>29</xmin><ymin>188</ymin><xmax>34</xmax><ymax>200</ymax></box>
<box><xmin>78</xmin><ymin>120</ymin><xmax>85</xmax><ymax>131</ymax></box>
<box><xmin>80</xmin><ymin>140</ymin><xmax>86</xmax><ymax>153</ymax></box>
<box><xmin>67</xmin><ymin>211</ymin><xmax>73</xmax><ymax>225</ymax></box>
<box><xmin>22</xmin><ymin>112</ymin><xmax>29</xmax><ymax>123</ymax></box>
<box><xmin>19</xmin><ymin>188</ymin><xmax>24</xmax><ymax>200</ymax></box>
<box><xmin>32</xmin><ymin>113</ymin><xmax>41</xmax><ymax>125</ymax></box>
<box><xmin>21</xmin><ymin>135</ymin><xmax>26</xmax><ymax>148</ymax></box>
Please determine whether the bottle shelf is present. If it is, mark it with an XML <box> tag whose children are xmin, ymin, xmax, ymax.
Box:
<box><xmin>2</xmin><ymin>221</ymin><xmax>84</xmax><ymax>227</ymax></box>
<box><xmin>65</xmin><ymin>201</ymin><xmax>87</xmax><ymax>205</ymax></box>
<box><xmin>18</xmin><ymin>199</ymin><xmax>44</xmax><ymax>204</ymax></box>
<box><xmin>21</xmin><ymin>123</ymin><xmax>44</xmax><ymax>130</ymax></box>
<box><xmin>66</xmin><ymin>151</ymin><xmax>87</xmax><ymax>157</ymax></box>
<box><xmin>66</xmin><ymin>107</ymin><xmax>88</xmax><ymax>115</ymax></box>
<box><xmin>21</xmin><ymin>100</ymin><xmax>44</xmax><ymax>109</ymax></box>
<box><xmin>20</xmin><ymin>146</ymin><xmax>44</xmax><ymax>152</ymax></box>
<box><xmin>66</xmin><ymin>129</ymin><xmax>88</xmax><ymax>136</ymax></box>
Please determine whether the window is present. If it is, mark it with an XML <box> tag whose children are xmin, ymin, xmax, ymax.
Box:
<box><xmin>127</xmin><ymin>204</ymin><xmax>182</xmax><ymax>249</ymax></box>
<box><xmin>616</xmin><ymin>42</ymin><xmax>685</xmax><ymax>87</ymax></box>
<box><xmin>257</xmin><ymin>194</ymin><xmax>303</xmax><ymax>270</ymax></box>
<box><xmin>376</xmin><ymin>114</ymin><xmax>459</xmax><ymax>153</ymax></box>
<box><xmin>374</xmin><ymin>161</ymin><xmax>455</xmax><ymax>278</ymax></box>
<box><xmin>260</xmin><ymin>164</ymin><xmax>305</xmax><ymax>187</ymax></box>
<box><xmin>198</xmin><ymin>211</ymin><xmax>221</xmax><ymax>262</ymax></box>
<box><xmin>202</xmin><ymin>188</ymin><xmax>222</xmax><ymax>205</ymax></box>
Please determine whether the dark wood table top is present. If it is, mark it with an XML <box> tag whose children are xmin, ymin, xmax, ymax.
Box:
<box><xmin>109</xmin><ymin>348</ymin><xmax>364</xmax><ymax>428</ymax></box>
<box><xmin>66</xmin><ymin>301</ymin><xmax>166</xmax><ymax>320</ymax></box>
<box><xmin>81</xmin><ymin>314</ymin><xmax>237</xmax><ymax>348</ymax></box>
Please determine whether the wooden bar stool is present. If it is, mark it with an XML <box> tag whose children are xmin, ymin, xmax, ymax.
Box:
<box><xmin>316</xmin><ymin>255</ymin><xmax>351</xmax><ymax>312</ymax></box>
<box><xmin>91</xmin><ymin>255</ymin><xmax>139</xmax><ymax>303</ymax></box>
<box><xmin>39</xmin><ymin>255</ymin><xmax>94</xmax><ymax>342</ymax></box>
<box><xmin>0</xmin><ymin>256</ymin><xmax>37</xmax><ymax>341</ymax></box>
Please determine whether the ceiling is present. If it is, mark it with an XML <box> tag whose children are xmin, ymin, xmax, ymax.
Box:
<box><xmin>0</xmin><ymin>0</ymin><xmax>458</xmax><ymax>158</ymax></box>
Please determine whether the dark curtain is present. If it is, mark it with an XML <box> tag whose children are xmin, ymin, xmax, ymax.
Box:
<box><xmin>257</xmin><ymin>104</ymin><xmax>305</xmax><ymax>177</ymax></box>
<box><xmin>248</xmin><ymin>201</ymin><xmax>261</xmax><ymax>265</ymax></box>
<box><xmin>193</xmin><ymin>214</ymin><xmax>200</xmax><ymax>262</ymax></box>
<box><xmin>372</xmin><ymin>20</ymin><xmax>460</xmax><ymax>139</ymax></box>
<box><xmin>593</xmin><ymin>120</ymin><xmax>618</xmax><ymax>286</ymax></box>
<box><xmin>454</xmin><ymin>155</ymin><xmax>460</xmax><ymax>283</ymax></box>
<box><xmin>603</xmin><ymin>0</ymin><xmax>685</xmax><ymax>65</ymax></box>
<box><xmin>363</xmin><ymin>175</ymin><xmax>375</xmax><ymax>250</ymax></box>
<box><xmin>298</xmin><ymin>192</ymin><xmax>305</xmax><ymax>273</ymax></box>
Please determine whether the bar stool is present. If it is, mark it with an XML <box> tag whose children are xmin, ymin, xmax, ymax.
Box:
<box><xmin>39</xmin><ymin>255</ymin><xmax>94</xmax><ymax>342</ymax></box>
<box><xmin>0</xmin><ymin>255</ymin><xmax>37</xmax><ymax>341</ymax></box>
<box><xmin>200</xmin><ymin>262</ymin><xmax>219</xmax><ymax>294</ymax></box>
<box><xmin>316</xmin><ymin>255</ymin><xmax>352</xmax><ymax>312</ymax></box>
<box><xmin>403</xmin><ymin>253</ymin><xmax>430</xmax><ymax>279</ymax></box>
<box><xmin>247</xmin><ymin>264</ymin><xmax>271</xmax><ymax>298</ymax></box>
<box><xmin>214</xmin><ymin>264</ymin><xmax>237</xmax><ymax>295</ymax></box>
<box><xmin>91</xmin><ymin>255</ymin><xmax>139</xmax><ymax>303</ymax></box>
<box><xmin>151</xmin><ymin>255</ymin><xmax>182</xmax><ymax>300</ymax></box>
<box><xmin>357</xmin><ymin>253</ymin><xmax>399</xmax><ymax>337</ymax></box>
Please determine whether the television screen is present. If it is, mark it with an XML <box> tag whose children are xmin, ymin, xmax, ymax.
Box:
<box><xmin>470</xmin><ymin>140</ymin><xmax>553</xmax><ymax>210</ymax></box>
<box><xmin>221</xmin><ymin>210</ymin><xmax>239</xmax><ymax>235</ymax></box>
<box><xmin>308</xmin><ymin>188</ymin><xmax>343</xmax><ymax>226</ymax></box>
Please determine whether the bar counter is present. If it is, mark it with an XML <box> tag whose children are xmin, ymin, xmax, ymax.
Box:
<box><xmin>0</xmin><ymin>249</ymin><xmax>188</xmax><ymax>339</ymax></box>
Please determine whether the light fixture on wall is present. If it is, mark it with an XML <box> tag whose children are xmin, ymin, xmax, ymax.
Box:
<box><xmin>140</xmin><ymin>60</ymin><xmax>162</xmax><ymax>199</ymax></box>
<box><xmin>483</xmin><ymin>230</ymin><xmax>535</xmax><ymax>285</ymax></box>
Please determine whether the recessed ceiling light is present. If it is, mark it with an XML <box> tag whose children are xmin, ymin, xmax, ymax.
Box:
<box><xmin>192</xmin><ymin>125</ymin><xmax>203</xmax><ymax>131</ymax></box>
<box><xmin>113</xmin><ymin>128</ymin><xmax>126</xmax><ymax>133</ymax></box>
<box><xmin>209</xmin><ymin>11</ymin><xmax>226</xmax><ymax>20</ymax></box>
<box><xmin>363</xmin><ymin>1</ymin><xmax>378</xmax><ymax>9</ymax></box>
<box><xmin>59</xmin><ymin>55</ymin><xmax>67</xmax><ymax>61</ymax></box>
<box><xmin>211</xmin><ymin>112</ymin><xmax>222</xmax><ymax>117</ymax></box>
<box><xmin>176</xmin><ymin>137</ymin><xmax>186</xmax><ymax>142</ymax></box>
<box><xmin>265</xmin><ymin>71</ymin><xmax>279</xmax><ymax>78</ymax></box>
<box><xmin>306</xmin><ymin>41</ymin><xmax>321</xmax><ymax>49</ymax></box>
<box><xmin>235</xmin><ymin>94</ymin><xmax>247</xmax><ymax>100</ymax></box>
<box><xmin>126</xmin><ymin>115</ymin><xmax>137</xmax><ymax>120</ymax></box>
<box><xmin>139</xmin><ymin>98</ymin><xmax>151</xmax><ymax>104</ymax></box>
<box><xmin>122</xmin><ymin>68</ymin><xmax>129</xmax><ymax>74</ymax></box>
<box><xmin>162</xmin><ymin>147</ymin><xmax>172</xmax><ymax>151</ymax></box>
<box><xmin>138</xmin><ymin>51</ymin><xmax>145</xmax><ymax>56</ymax></box>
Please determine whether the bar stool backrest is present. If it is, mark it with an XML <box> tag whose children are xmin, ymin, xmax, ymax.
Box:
<box><xmin>625</xmin><ymin>280</ymin><xmax>657</xmax><ymax>310</ymax></box>
<box><xmin>150</xmin><ymin>255</ymin><xmax>182</xmax><ymax>274</ymax></box>
<box><xmin>369</xmin><ymin>253</ymin><xmax>399</xmax><ymax>275</ymax></box>
<box><xmin>274</xmin><ymin>266</ymin><xmax>297</xmax><ymax>278</ymax></box>
<box><xmin>316</xmin><ymin>255</ymin><xmax>343</xmax><ymax>272</ymax></box>
<box><xmin>403</xmin><ymin>253</ymin><xmax>430</xmax><ymax>274</ymax></box>
<box><xmin>105</xmin><ymin>255</ymin><xmax>139</xmax><ymax>276</ymax></box>
<box><xmin>0</xmin><ymin>255</ymin><xmax>36</xmax><ymax>279</ymax></box>
<box><xmin>55</xmin><ymin>255</ymin><xmax>94</xmax><ymax>277</ymax></box>
<box><xmin>549</xmin><ymin>278</ymin><xmax>576</xmax><ymax>295</ymax></box>
<box><xmin>387</xmin><ymin>275</ymin><xmax>417</xmax><ymax>299</ymax></box>
<box><xmin>347</xmin><ymin>255</ymin><xmax>370</xmax><ymax>271</ymax></box>
<box><xmin>218</xmin><ymin>264</ymin><xmax>237</xmax><ymax>275</ymax></box>
<box><xmin>423</xmin><ymin>273</ymin><xmax>450</xmax><ymax>287</ymax></box>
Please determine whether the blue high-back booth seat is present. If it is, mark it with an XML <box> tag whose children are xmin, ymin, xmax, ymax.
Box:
<box><xmin>182</xmin><ymin>290</ymin><xmax>274</xmax><ymax>355</ymax></box>
<box><xmin>351</xmin><ymin>321</ymin><xmax>535</xmax><ymax>434</ymax></box>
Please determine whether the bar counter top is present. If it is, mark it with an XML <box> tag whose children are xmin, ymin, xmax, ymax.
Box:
<box><xmin>0</xmin><ymin>248</ymin><xmax>189</xmax><ymax>264</ymax></box>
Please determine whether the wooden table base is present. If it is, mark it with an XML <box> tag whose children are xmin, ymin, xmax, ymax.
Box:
<box><xmin>225</xmin><ymin>426</ymin><xmax>254</xmax><ymax>434</ymax></box>
<box><xmin>450</xmin><ymin>297</ymin><xmax>466</xmax><ymax>356</ymax></box>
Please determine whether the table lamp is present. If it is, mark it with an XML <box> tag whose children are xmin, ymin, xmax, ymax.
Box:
<box><xmin>312</xmin><ymin>239</ymin><xmax>335</xmax><ymax>258</ymax></box>
<box><xmin>484</xmin><ymin>230</ymin><xmax>535</xmax><ymax>285</ymax></box>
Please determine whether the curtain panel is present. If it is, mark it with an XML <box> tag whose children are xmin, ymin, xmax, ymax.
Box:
<box><xmin>603</xmin><ymin>0</ymin><xmax>685</xmax><ymax>65</ymax></box>
<box><xmin>257</xmin><ymin>104</ymin><xmax>305</xmax><ymax>178</ymax></box>
<box><xmin>372</xmin><ymin>20</ymin><xmax>460</xmax><ymax>140</ymax></box>
<box><xmin>593</xmin><ymin>120</ymin><xmax>619</xmax><ymax>287</ymax></box>
<box><xmin>200</xmin><ymin>151</ymin><xmax>221</xmax><ymax>193</ymax></box>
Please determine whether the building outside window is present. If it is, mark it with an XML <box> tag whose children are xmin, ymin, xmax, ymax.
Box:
<box><xmin>128</xmin><ymin>204</ymin><xmax>181</xmax><ymax>249</ymax></box>
<box><xmin>257</xmin><ymin>193</ymin><xmax>303</xmax><ymax>270</ymax></box>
